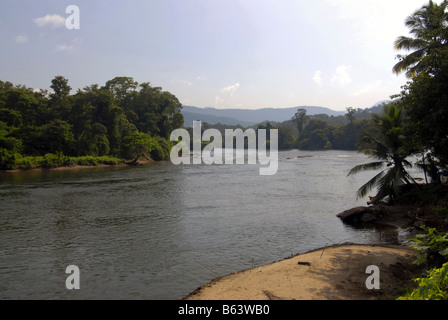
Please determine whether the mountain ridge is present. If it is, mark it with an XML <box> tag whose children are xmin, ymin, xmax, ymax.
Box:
<box><xmin>181</xmin><ymin>103</ymin><xmax>388</xmax><ymax>127</ymax></box>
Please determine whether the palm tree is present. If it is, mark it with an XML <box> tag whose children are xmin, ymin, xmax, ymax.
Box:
<box><xmin>348</xmin><ymin>104</ymin><xmax>416</xmax><ymax>204</ymax></box>
<box><xmin>393</xmin><ymin>0</ymin><xmax>448</xmax><ymax>78</ymax></box>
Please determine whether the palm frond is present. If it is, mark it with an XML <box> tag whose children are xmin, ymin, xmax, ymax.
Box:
<box><xmin>402</xmin><ymin>159</ymin><xmax>413</xmax><ymax>169</ymax></box>
<box><xmin>394</xmin><ymin>36</ymin><xmax>428</xmax><ymax>51</ymax></box>
<box><xmin>356</xmin><ymin>170</ymin><xmax>386</xmax><ymax>200</ymax></box>
<box><xmin>348</xmin><ymin>162</ymin><xmax>384</xmax><ymax>177</ymax></box>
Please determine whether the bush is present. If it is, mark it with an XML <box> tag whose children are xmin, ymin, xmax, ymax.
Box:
<box><xmin>0</xmin><ymin>152</ymin><xmax>125</xmax><ymax>170</ymax></box>
<box><xmin>409</xmin><ymin>227</ymin><xmax>448</xmax><ymax>268</ymax></box>
<box><xmin>15</xmin><ymin>156</ymin><xmax>40</xmax><ymax>169</ymax></box>
<box><xmin>397</xmin><ymin>227</ymin><xmax>448</xmax><ymax>300</ymax></box>
<box><xmin>149</xmin><ymin>136</ymin><xmax>172</xmax><ymax>161</ymax></box>
<box><xmin>41</xmin><ymin>153</ymin><xmax>64</xmax><ymax>168</ymax></box>
<box><xmin>74</xmin><ymin>156</ymin><xmax>99</xmax><ymax>166</ymax></box>
<box><xmin>397</xmin><ymin>263</ymin><xmax>448</xmax><ymax>300</ymax></box>
<box><xmin>0</xmin><ymin>148</ymin><xmax>21</xmax><ymax>170</ymax></box>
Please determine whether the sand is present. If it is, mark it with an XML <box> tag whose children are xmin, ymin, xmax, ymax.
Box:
<box><xmin>184</xmin><ymin>244</ymin><xmax>423</xmax><ymax>300</ymax></box>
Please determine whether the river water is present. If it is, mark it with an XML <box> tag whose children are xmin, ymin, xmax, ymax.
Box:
<box><xmin>0</xmin><ymin>150</ymin><xmax>412</xmax><ymax>299</ymax></box>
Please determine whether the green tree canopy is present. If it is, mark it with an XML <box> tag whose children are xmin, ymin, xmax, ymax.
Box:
<box><xmin>348</xmin><ymin>104</ymin><xmax>416</xmax><ymax>203</ymax></box>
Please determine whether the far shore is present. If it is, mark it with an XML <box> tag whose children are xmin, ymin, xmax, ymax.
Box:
<box><xmin>0</xmin><ymin>158</ymin><xmax>154</xmax><ymax>174</ymax></box>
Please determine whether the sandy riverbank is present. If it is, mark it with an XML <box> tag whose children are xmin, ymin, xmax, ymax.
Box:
<box><xmin>184</xmin><ymin>244</ymin><xmax>423</xmax><ymax>300</ymax></box>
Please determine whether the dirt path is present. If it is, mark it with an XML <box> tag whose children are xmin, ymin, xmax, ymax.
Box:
<box><xmin>184</xmin><ymin>244</ymin><xmax>423</xmax><ymax>300</ymax></box>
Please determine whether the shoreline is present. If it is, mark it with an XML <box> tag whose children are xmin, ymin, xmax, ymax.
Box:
<box><xmin>184</xmin><ymin>243</ymin><xmax>422</xmax><ymax>300</ymax></box>
<box><xmin>0</xmin><ymin>159</ymin><xmax>154</xmax><ymax>174</ymax></box>
<box><xmin>185</xmin><ymin>203</ymin><xmax>448</xmax><ymax>300</ymax></box>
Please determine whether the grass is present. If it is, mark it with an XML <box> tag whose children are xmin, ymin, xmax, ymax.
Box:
<box><xmin>6</xmin><ymin>153</ymin><xmax>126</xmax><ymax>170</ymax></box>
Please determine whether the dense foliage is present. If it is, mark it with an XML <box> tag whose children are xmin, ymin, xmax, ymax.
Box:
<box><xmin>394</xmin><ymin>0</ymin><xmax>448</xmax><ymax>167</ymax></box>
<box><xmin>252</xmin><ymin>107</ymin><xmax>371</xmax><ymax>151</ymax></box>
<box><xmin>348</xmin><ymin>0</ymin><xmax>448</xmax><ymax>204</ymax></box>
<box><xmin>0</xmin><ymin>76</ymin><xmax>183</xmax><ymax>169</ymax></box>
<box><xmin>398</xmin><ymin>227</ymin><xmax>448</xmax><ymax>300</ymax></box>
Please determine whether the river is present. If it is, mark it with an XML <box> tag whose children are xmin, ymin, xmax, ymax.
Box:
<box><xmin>0</xmin><ymin>150</ymin><xmax>411</xmax><ymax>299</ymax></box>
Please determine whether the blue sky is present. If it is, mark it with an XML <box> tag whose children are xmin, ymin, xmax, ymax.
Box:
<box><xmin>0</xmin><ymin>0</ymin><xmax>434</xmax><ymax>111</ymax></box>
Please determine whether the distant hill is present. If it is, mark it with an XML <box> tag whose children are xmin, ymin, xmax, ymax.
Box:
<box><xmin>182</xmin><ymin>105</ymin><xmax>346</xmax><ymax>127</ymax></box>
<box><xmin>182</xmin><ymin>110</ymin><xmax>255</xmax><ymax>127</ymax></box>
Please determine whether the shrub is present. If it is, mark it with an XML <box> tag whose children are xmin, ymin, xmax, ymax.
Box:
<box><xmin>41</xmin><ymin>153</ymin><xmax>64</xmax><ymax>168</ymax></box>
<box><xmin>409</xmin><ymin>227</ymin><xmax>448</xmax><ymax>268</ymax></box>
<box><xmin>150</xmin><ymin>136</ymin><xmax>172</xmax><ymax>161</ymax></box>
<box><xmin>0</xmin><ymin>148</ymin><xmax>20</xmax><ymax>170</ymax></box>
<box><xmin>397</xmin><ymin>263</ymin><xmax>448</xmax><ymax>300</ymax></box>
<box><xmin>15</xmin><ymin>156</ymin><xmax>39</xmax><ymax>169</ymax></box>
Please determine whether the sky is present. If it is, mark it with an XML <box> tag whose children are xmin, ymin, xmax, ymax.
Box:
<box><xmin>0</xmin><ymin>0</ymin><xmax>436</xmax><ymax>111</ymax></box>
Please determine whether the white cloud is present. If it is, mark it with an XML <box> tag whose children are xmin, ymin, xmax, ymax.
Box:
<box><xmin>15</xmin><ymin>35</ymin><xmax>27</xmax><ymax>43</ymax></box>
<box><xmin>352</xmin><ymin>80</ymin><xmax>382</xmax><ymax>96</ymax></box>
<box><xmin>215</xmin><ymin>95</ymin><xmax>224</xmax><ymax>107</ymax></box>
<box><xmin>55</xmin><ymin>43</ymin><xmax>74</xmax><ymax>52</ymax></box>
<box><xmin>312</xmin><ymin>70</ymin><xmax>323</xmax><ymax>87</ymax></box>
<box><xmin>220</xmin><ymin>83</ymin><xmax>240</xmax><ymax>96</ymax></box>
<box><xmin>215</xmin><ymin>83</ymin><xmax>241</xmax><ymax>107</ymax></box>
<box><xmin>331</xmin><ymin>65</ymin><xmax>352</xmax><ymax>87</ymax></box>
<box><xmin>55</xmin><ymin>38</ymin><xmax>81</xmax><ymax>52</ymax></box>
<box><xmin>34</xmin><ymin>14</ymin><xmax>66</xmax><ymax>28</ymax></box>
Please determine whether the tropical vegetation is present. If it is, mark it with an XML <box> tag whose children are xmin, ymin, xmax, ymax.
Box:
<box><xmin>348</xmin><ymin>0</ymin><xmax>448</xmax><ymax>205</ymax></box>
<box><xmin>0</xmin><ymin>76</ymin><xmax>183</xmax><ymax>170</ymax></box>
<box><xmin>398</xmin><ymin>227</ymin><xmax>448</xmax><ymax>300</ymax></box>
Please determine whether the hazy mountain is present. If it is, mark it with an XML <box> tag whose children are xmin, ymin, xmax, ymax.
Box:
<box><xmin>182</xmin><ymin>105</ymin><xmax>346</xmax><ymax>127</ymax></box>
<box><xmin>182</xmin><ymin>110</ymin><xmax>255</xmax><ymax>127</ymax></box>
<box><xmin>181</xmin><ymin>101</ymin><xmax>392</xmax><ymax>127</ymax></box>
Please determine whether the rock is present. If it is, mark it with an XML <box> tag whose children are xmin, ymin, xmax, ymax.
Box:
<box><xmin>336</xmin><ymin>206</ymin><xmax>382</xmax><ymax>224</ymax></box>
<box><xmin>336</xmin><ymin>206</ymin><xmax>369</xmax><ymax>222</ymax></box>
<box><xmin>361</xmin><ymin>213</ymin><xmax>378</xmax><ymax>223</ymax></box>
<box><xmin>336</xmin><ymin>205</ymin><xmax>389</xmax><ymax>224</ymax></box>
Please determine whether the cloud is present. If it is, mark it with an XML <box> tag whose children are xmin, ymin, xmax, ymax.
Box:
<box><xmin>312</xmin><ymin>70</ymin><xmax>323</xmax><ymax>87</ymax></box>
<box><xmin>15</xmin><ymin>35</ymin><xmax>27</xmax><ymax>43</ymax></box>
<box><xmin>55</xmin><ymin>38</ymin><xmax>81</xmax><ymax>52</ymax></box>
<box><xmin>215</xmin><ymin>83</ymin><xmax>240</xmax><ymax>107</ymax></box>
<box><xmin>331</xmin><ymin>65</ymin><xmax>352</xmax><ymax>87</ymax></box>
<box><xmin>352</xmin><ymin>80</ymin><xmax>382</xmax><ymax>96</ymax></box>
<box><xmin>220</xmin><ymin>83</ymin><xmax>240</xmax><ymax>96</ymax></box>
<box><xmin>55</xmin><ymin>43</ymin><xmax>74</xmax><ymax>52</ymax></box>
<box><xmin>34</xmin><ymin>14</ymin><xmax>66</xmax><ymax>28</ymax></box>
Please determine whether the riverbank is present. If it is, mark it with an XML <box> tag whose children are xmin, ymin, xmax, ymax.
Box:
<box><xmin>0</xmin><ymin>158</ymin><xmax>154</xmax><ymax>173</ymax></box>
<box><xmin>184</xmin><ymin>244</ymin><xmax>423</xmax><ymax>300</ymax></box>
<box><xmin>185</xmin><ymin>198</ymin><xmax>448</xmax><ymax>300</ymax></box>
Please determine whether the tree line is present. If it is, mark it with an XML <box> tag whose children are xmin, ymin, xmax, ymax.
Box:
<box><xmin>0</xmin><ymin>76</ymin><xmax>184</xmax><ymax>169</ymax></box>
<box><xmin>191</xmin><ymin>105</ymin><xmax>379</xmax><ymax>152</ymax></box>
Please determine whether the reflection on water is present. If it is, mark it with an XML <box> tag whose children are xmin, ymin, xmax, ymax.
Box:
<box><xmin>0</xmin><ymin>150</ymin><xmax>415</xmax><ymax>299</ymax></box>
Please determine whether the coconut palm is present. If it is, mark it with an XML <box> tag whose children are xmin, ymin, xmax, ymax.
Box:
<box><xmin>393</xmin><ymin>0</ymin><xmax>448</xmax><ymax>78</ymax></box>
<box><xmin>348</xmin><ymin>104</ymin><xmax>416</xmax><ymax>204</ymax></box>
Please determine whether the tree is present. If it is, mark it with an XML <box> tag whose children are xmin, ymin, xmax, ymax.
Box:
<box><xmin>292</xmin><ymin>108</ymin><xmax>308</xmax><ymax>134</ymax></box>
<box><xmin>49</xmin><ymin>76</ymin><xmax>72</xmax><ymax>120</ymax></box>
<box><xmin>348</xmin><ymin>104</ymin><xmax>416</xmax><ymax>204</ymax></box>
<box><xmin>104</xmin><ymin>76</ymin><xmax>138</xmax><ymax>108</ymax></box>
<box><xmin>393</xmin><ymin>0</ymin><xmax>448</xmax><ymax>165</ymax></box>
<box><xmin>278</xmin><ymin>125</ymin><xmax>297</xmax><ymax>150</ymax></box>
<box><xmin>0</xmin><ymin>75</ymin><xmax>183</xmax><ymax>168</ymax></box>
<box><xmin>393</xmin><ymin>0</ymin><xmax>448</xmax><ymax>78</ymax></box>
<box><xmin>345</xmin><ymin>107</ymin><xmax>356</xmax><ymax>125</ymax></box>
<box><xmin>40</xmin><ymin>120</ymin><xmax>75</xmax><ymax>155</ymax></box>
<box><xmin>297</xmin><ymin>119</ymin><xmax>333</xmax><ymax>150</ymax></box>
